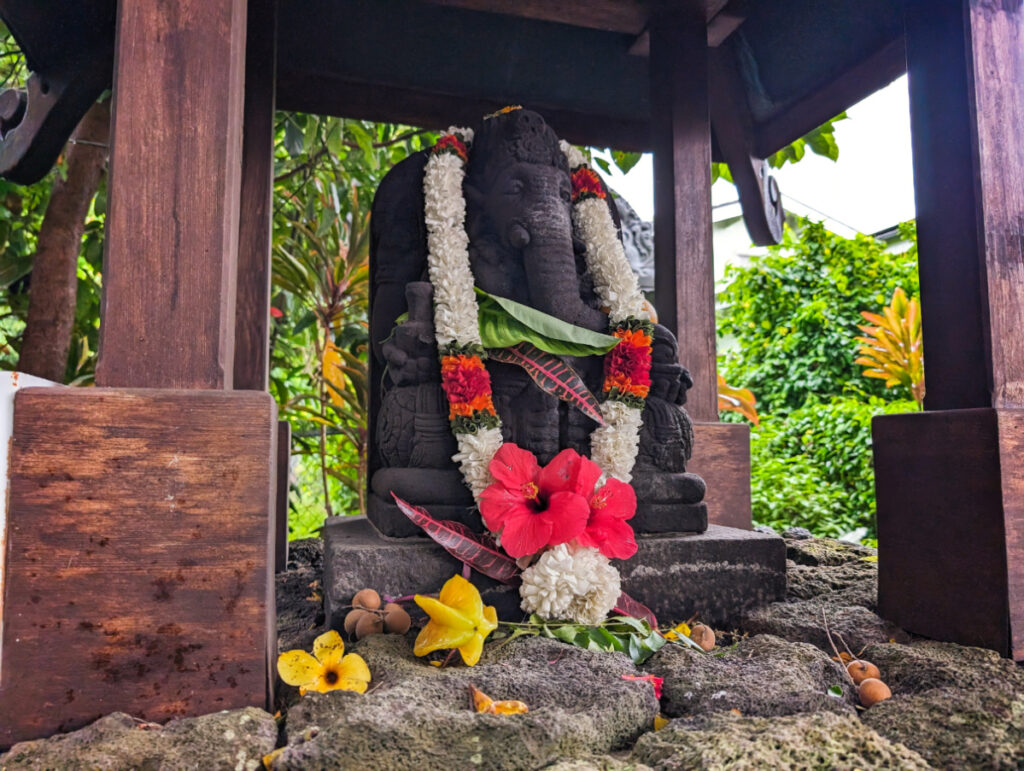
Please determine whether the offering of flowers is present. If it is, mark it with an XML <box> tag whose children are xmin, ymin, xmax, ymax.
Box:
<box><xmin>394</xmin><ymin>109</ymin><xmax>654</xmax><ymax>628</ymax></box>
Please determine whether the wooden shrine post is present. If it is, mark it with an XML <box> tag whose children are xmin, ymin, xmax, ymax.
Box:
<box><xmin>0</xmin><ymin>0</ymin><xmax>279</xmax><ymax>745</ymax></box>
<box><xmin>650</xmin><ymin>2</ymin><xmax>752</xmax><ymax>529</ymax></box>
<box><xmin>874</xmin><ymin>0</ymin><xmax>1024</xmax><ymax>658</ymax></box>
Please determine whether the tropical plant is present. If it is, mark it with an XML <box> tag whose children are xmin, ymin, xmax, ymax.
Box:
<box><xmin>855</xmin><ymin>287</ymin><xmax>924</xmax><ymax>407</ymax></box>
<box><xmin>717</xmin><ymin>373</ymin><xmax>759</xmax><ymax>425</ymax></box>
<box><xmin>718</xmin><ymin>220</ymin><xmax>919</xmax><ymax>414</ymax></box>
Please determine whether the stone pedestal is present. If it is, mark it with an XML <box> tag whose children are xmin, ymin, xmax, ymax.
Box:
<box><xmin>323</xmin><ymin>516</ymin><xmax>785</xmax><ymax>630</ymax></box>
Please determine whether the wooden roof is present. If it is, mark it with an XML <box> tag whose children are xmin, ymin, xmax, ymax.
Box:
<box><xmin>0</xmin><ymin>0</ymin><xmax>905</xmax><ymax>159</ymax></box>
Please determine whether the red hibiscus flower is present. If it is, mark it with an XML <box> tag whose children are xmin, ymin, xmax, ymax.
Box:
<box><xmin>577</xmin><ymin>477</ymin><xmax>638</xmax><ymax>560</ymax></box>
<box><xmin>479</xmin><ymin>445</ymin><xmax>594</xmax><ymax>558</ymax></box>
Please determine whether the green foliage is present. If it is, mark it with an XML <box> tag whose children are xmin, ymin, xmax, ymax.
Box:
<box><xmin>500</xmin><ymin>615</ymin><xmax>669</xmax><ymax>665</ymax></box>
<box><xmin>749</xmin><ymin>396</ymin><xmax>918</xmax><ymax>538</ymax></box>
<box><xmin>713</xmin><ymin>113</ymin><xmax>846</xmax><ymax>184</ymax></box>
<box><xmin>476</xmin><ymin>289</ymin><xmax>619</xmax><ymax>356</ymax></box>
<box><xmin>718</xmin><ymin>220</ymin><xmax>919</xmax><ymax>414</ymax></box>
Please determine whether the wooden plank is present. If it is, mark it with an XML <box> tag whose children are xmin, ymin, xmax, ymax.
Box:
<box><xmin>966</xmin><ymin>0</ymin><xmax>1024</xmax><ymax>408</ymax></box>
<box><xmin>650</xmin><ymin>6</ymin><xmax>718</xmax><ymax>422</ymax></box>
<box><xmin>904</xmin><ymin>0</ymin><xmax>990</xmax><ymax>410</ymax></box>
<box><xmin>95</xmin><ymin>0</ymin><xmax>248</xmax><ymax>389</ymax></box>
<box><xmin>0</xmin><ymin>388</ymin><xmax>277</xmax><ymax>745</ymax></box>
<box><xmin>874</xmin><ymin>410</ymin><xmax>1012</xmax><ymax>657</ymax></box>
<box><xmin>422</xmin><ymin>0</ymin><xmax>650</xmax><ymax>35</ymax></box>
<box><xmin>234</xmin><ymin>0</ymin><xmax>278</xmax><ymax>391</ymax></box>
<box><xmin>276</xmin><ymin>420</ymin><xmax>291</xmax><ymax>572</ymax></box>
<box><xmin>688</xmin><ymin>422</ymin><xmax>752</xmax><ymax>530</ymax></box>
<box><xmin>997</xmin><ymin>410</ymin><xmax>1024</xmax><ymax>659</ymax></box>
<box><xmin>276</xmin><ymin>74</ymin><xmax>652</xmax><ymax>152</ymax></box>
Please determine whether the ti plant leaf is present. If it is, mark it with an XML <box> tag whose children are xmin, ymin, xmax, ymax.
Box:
<box><xmin>854</xmin><ymin>287</ymin><xmax>925</xmax><ymax>407</ymax></box>
<box><xmin>392</xmin><ymin>493</ymin><xmax>521</xmax><ymax>585</ymax></box>
<box><xmin>476</xmin><ymin>288</ymin><xmax>620</xmax><ymax>357</ymax></box>
<box><xmin>487</xmin><ymin>343</ymin><xmax>605</xmax><ymax>426</ymax></box>
<box><xmin>717</xmin><ymin>374</ymin><xmax>760</xmax><ymax>425</ymax></box>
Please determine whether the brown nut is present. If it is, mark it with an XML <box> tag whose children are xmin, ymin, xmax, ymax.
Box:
<box><xmin>383</xmin><ymin>602</ymin><xmax>411</xmax><ymax>634</ymax></box>
<box><xmin>858</xmin><ymin>678</ymin><xmax>892</xmax><ymax>708</ymax></box>
<box><xmin>847</xmin><ymin>660</ymin><xmax>881</xmax><ymax>685</ymax></box>
<box><xmin>352</xmin><ymin>588</ymin><xmax>381</xmax><ymax>611</ymax></box>
<box><xmin>689</xmin><ymin>624</ymin><xmax>716</xmax><ymax>651</ymax></box>
<box><xmin>354</xmin><ymin>611</ymin><xmax>384</xmax><ymax>639</ymax></box>
<box><xmin>344</xmin><ymin>609</ymin><xmax>368</xmax><ymax>636</ymax></box>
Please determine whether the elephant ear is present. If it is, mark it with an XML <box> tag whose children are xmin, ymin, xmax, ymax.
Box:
<box><xmin>487</xmin><ymin>343</ymin><xmax>605</xmax><ymax>426</ymax></box>
<box><xmin>476</xmin><ymin>289</ymin><xmax>619</xmax><ymax>357</ymax></box>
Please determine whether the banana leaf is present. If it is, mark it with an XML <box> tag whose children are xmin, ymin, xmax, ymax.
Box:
<box><xmin>476</xmin><ymin>288</ymin><xmax>619</xmax><ymax>357</ymax></box>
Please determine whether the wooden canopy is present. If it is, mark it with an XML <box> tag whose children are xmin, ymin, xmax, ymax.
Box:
<box><xmin>0</xmin><ymin>0</ymin><xmax>905</xmax><ymax>175</ymax></box>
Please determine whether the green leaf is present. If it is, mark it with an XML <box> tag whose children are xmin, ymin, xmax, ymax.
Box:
<box><xmin>476</xmin><ymin>289</ymin><xmax>619</xmax><ymax>356</ymax></box>
<box><xmin>612</xmin><ymin>150</ymin><xmax>643</xmax><ymax>174</ymax></box>
<box><xmin>827</xmin><ymin>684</ymin><xmax>844</xmax><ymax>698</ymax></box>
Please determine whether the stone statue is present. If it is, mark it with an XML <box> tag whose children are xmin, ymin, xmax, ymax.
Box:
<box><xmin>614</xmin><ymin>195</ymin><xmax>655</xmax><ymax>295</ymax></box>
<box><xmin>367</xmin><ymin>109</ymin><xmax>706</xmax><ymax>537</ymax></box>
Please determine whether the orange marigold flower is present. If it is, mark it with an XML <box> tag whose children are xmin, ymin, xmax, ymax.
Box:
<box><xmin>441</xmin><ymin>354</ymin><xmax>494</xmax><ymax>409</ymax></box>
<box><xmin>571</xmin><ymin>167</ymin><xmax>606</xmax><ymax>202</ymax></box>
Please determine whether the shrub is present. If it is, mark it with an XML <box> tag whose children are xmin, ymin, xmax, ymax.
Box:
<box><xmin>718</xmin><ymin>220</ymin><xmax>919</xmax><ymax>415</ymax></box>
<box><xmin>749</xmin><ymin>395</ymin><xmax>918</xmax><ymax>538</ymax></box>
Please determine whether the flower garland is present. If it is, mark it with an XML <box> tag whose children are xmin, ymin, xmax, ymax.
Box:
<box><xmin>420</xmin><ymin>118</ymin><xmax>654</xmax><ymax>624</ymax></box>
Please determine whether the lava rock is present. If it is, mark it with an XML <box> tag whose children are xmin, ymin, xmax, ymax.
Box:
<box><xmin>644</xmin><ymin>634</ymin><xmax>856</xmax><ymax>718</ymax></box>
<box><xmin>631</xmin><ymin>711</ymin><xmax>932</xmax><ymax>770</ymax></box>
<box><xmin>742</xmin><ymin>599</ymin><xmax>910</xmax><ymax>653</ymax></box>
<box><xmin>785</xmin><ymin>559</ymin><xmax>877</xmax><ymax>607</ymax></box>
<box><xmin>785</xmin><ymin>535</ymin><xmax>876</xmax><ymax>566</ymax></box>
<box><xmin>0</xmin><ymin>708</ymin><xmax>277</xmax><ymax>771</ymax></box>
<box><xmin>276</xmin><ymin>539</ymin><xmax>325</xmax><ymax>655</ymax></box>
<box><xmin>858</xmin><ymin>641</ymin><xmax>1024</xmax><ymax>769</ymax></box>
<box><xmin>268</xmin><ymin>635</ymin><xmax>658</xmax><ymax>770</ymax></box>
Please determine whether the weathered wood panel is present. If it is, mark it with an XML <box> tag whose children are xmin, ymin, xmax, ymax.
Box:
<box><xmin>874</xmin><ymin>410</ymin><xmax>1014</xmax><ymax>657</ymax></box>
<box><xmin>688</xmin><ymin>422</ymin><xmax>752</xmax><ymax>530</ymax></box>
<box><xmin>996</xmin><ymin>410</ymin><xmax>1024</xmax><ymax>660</ymax></box>
<box><xmin>0</xmin><ymin>388</ymin><xmax>277</xmax><ymax>746</ymax></box>
<box><xmin>96</xmin><ymin>0</ymin><xmax>247</xmax><ymax>389</ymax></box>
<box><xmin>650</xmin><ymin>6</ymin><xmax>717</xmax><ymax>422</ymax></box>
<box><xmin>234</xmin><ymin>0</ymin><xmax>277</xmax><ymax>392</ymax></box>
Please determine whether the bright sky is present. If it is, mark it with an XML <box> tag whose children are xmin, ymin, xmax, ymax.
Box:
<box><xmin>600</xmin><ymin>74</ymin><xmax>916</xmax><ymax>237</ymax></box>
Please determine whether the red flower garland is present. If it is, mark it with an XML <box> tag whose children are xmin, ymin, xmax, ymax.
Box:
<box><xmin>433</xmin><ymin>133</ymin><xmax>469</xmax><ymax>162</ymax></box>
<box><xmin>571</xmin><ymin>167</ymin><xmax>606</xmax><ymax>202</ymax></box>
<box><xmin>602</xmin><ymin>326</ymin><xmax>652</xmax><ymax>403</ymax></box>
<box><xmin>440</xmin><ymin>353</ymin><xmax>498</xmax><ymax>425</ymax></box>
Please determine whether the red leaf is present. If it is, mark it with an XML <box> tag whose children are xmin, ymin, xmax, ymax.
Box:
<box><xmin>392</xmin><ymin>493</ymin><xmax>521</xmax><ymax>585</ymax></box>
<box><xmin>487</xmin><ymin>343</ymin><xmax>606</xmax><ymax>426</ymax></box>
<box><xmin>614</xmin><ymin>591</ymin><xmax>658</xmax><ymax>628</ymax></box>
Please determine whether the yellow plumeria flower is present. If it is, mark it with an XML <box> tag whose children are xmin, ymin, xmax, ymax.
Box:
<box><xmin>413</xmin><ymin>574</ymin><xmax>498</xmax><ymax>667</ymax></box>
<box><xmin>277</xmin><ymin>630</ymin><xmax>371</xmax><ymax>695</ymax></box>
<box><xmin>664</xmin><ymin>622</ymin><xmax>691</xmax><ymax>642</ymax></box>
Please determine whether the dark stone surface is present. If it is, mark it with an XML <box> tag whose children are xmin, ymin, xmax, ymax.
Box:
<box><xmin>0</xmin><ymin>708</ymin><xmax>277</xmax><ymax>771</ymax></box>
<box><xmin>632</xmin><ymin>711</ymin><xmax>932</xmax><ymax>770</ymax></box>
<box><xmin>643</xmin><ymin>634</ymin><xmax>856</xmax><ymax>719</ymax></box>
<box><xmin>632</xmin><ymin>501</ymin><xmax>708</xmax><ymax>534</ymax></box>
<box><xmin>630</xmin><ymin>471</ymin><xmax>706</xmax><ymax>504</ymax></box>
<box><xmin>367</xmin><ymin>108</ymin><xmax>705</xmax><ymax>538</ymax></box>
<box><xmin>324</xmin><ymin>517</ymin><xmax>786</xmax><ymax>629</ymax></box>
<box><xmin>366</xmin><ymin>493</ymin><xmax>482</xmax><ymax>539</ymax></box>
<box><xmin>276</xmin><ymin>537</ymin><xmax>325</xmax><ymax>654</ymax></box>
<box><xmin>269</xmin><ymin>635</ymin><xmax>658</xmax><ymax>770</ymax></box>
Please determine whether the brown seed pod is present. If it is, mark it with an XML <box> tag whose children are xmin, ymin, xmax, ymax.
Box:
<box><xmin>344</xmin><ymin>609</ymin><xmax>368</xmax><ymax>636</ymax></box>
<box><xmin>689</xmin><ymin>624</ymin><xmax>716</xmax><ymax>651</ymax></box>
<box><xmin>355</xmin><ymin>611</ymin><xmax>384</xmax><ymax>639</ymax></box>
<box><xmin>858</xmin><ymin>678</ymin><xmax>892</xmax><ymax>708</ymax></box>
<box><xmin>383</xmin><ymin>602</ymin><xmax>411</xmax><ymax>634</ymax></box>
<box><xmin>847</xmin><ymin>660</ymin><xmax>882</xmax><ymax>685</ymax></box>
<box><xmin>352</xmin><ymin>588</ymin><xmax>381</xmax><ymax>611</ymax></box>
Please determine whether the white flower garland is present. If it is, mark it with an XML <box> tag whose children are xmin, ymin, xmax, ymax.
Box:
<box><xmin>421</xmin><ymin>124</ymin><xmax>649</xmax><ymax>624</ymax></box>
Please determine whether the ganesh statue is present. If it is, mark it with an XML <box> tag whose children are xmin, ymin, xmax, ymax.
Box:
<box><xmin>366</xmin><ymin>108</ymin><xmax>707</xmax><ymax>542</ymax></box>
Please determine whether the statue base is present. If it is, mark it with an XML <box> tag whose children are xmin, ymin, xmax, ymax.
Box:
<box><xmin>322</xmin><ymin>516</ymin><xmax>785</xmax><ymax>629</ymax></box>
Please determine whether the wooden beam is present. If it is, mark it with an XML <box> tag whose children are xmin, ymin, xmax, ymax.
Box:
<box><xmin>96</xmin><ymin>0</ymin><xmax>248</xmax><ymax>389</ymax></box>
<box><xmin>422</xmin><ymin>0</ymin><xmax>650</xmax><ymax>35</ymax></box>
<box><xmin>752</xmin><ymin>36</ymin><xmax>906</xmax><ymax>160</ymax></box>
<box><xmin>234</xmin><ymin>0</ymin><xmax>278</xmax><ymax>391</ymax></box>
<box><xmin>905</xmin><ymin>0</ymin><xmax>1024</xmax><ymax>410</ymax></box>
<box><xmin>650</xmin><ymin>4</ymin><xmax>718</xmax><ymax>422</ymax></box>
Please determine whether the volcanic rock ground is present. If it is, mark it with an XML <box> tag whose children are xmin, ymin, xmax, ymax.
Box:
<box><xmin>3</xmin><ymin>533</ymin><xmax>1022</xmax><ymax>770</ymax></box>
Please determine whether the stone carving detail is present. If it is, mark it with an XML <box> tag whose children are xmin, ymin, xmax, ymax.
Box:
<box><xmin>367</xmin><ymin>109</ymin><xmax>706</xmax><ymax>537</ymax></box>
<box><xmin>614</xmin><ymin>195</ymin><xmax>655</xmax><ymax>294</ymax></box>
